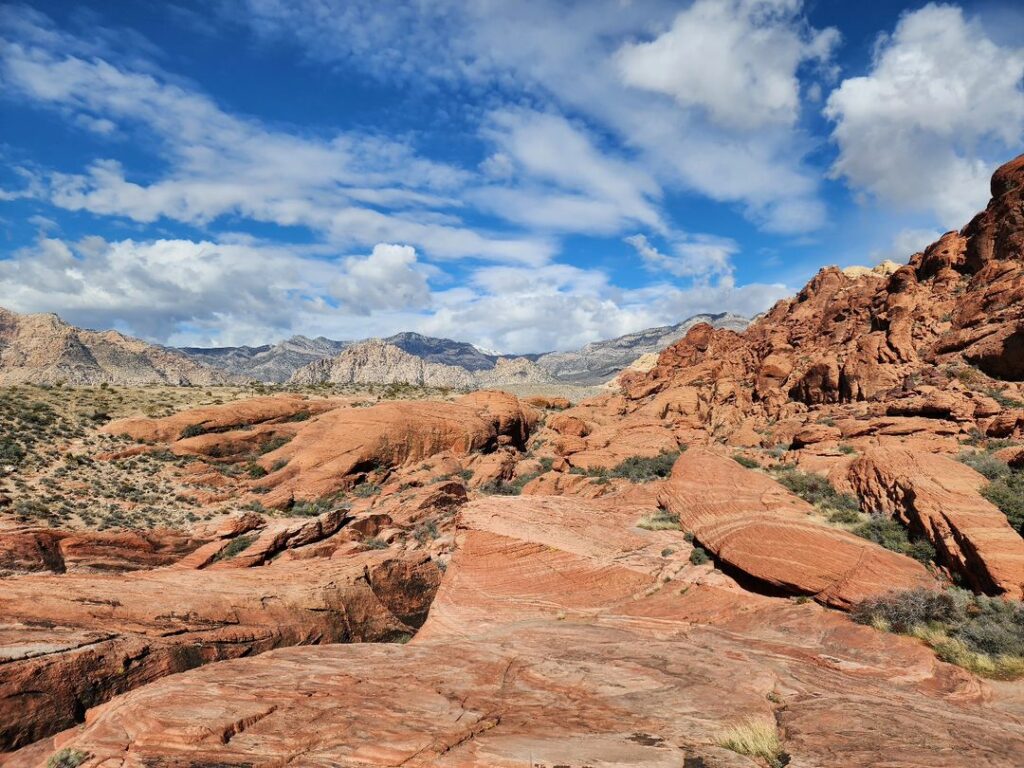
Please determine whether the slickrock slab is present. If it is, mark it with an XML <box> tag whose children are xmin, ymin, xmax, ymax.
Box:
<box><xmin>658</xmin><ymin>448</ymin><xmax>935</xmax><ymax>608</ymax></box>
<box><xmin>25</xmin><ymin>495</ymin><xmax>1024</xmax><ymax>768</ymax></box>
<box><xmin>848</xmin><ymin>446</ymin><xmax>1024</xmax><ymax>598</ymax></box>
<box><xmin>0</xmin><ymin>550</ymin><xmax>440</xmax><ymax>751</ymax></box>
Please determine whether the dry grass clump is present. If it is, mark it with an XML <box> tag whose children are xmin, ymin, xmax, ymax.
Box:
<box><xmin>637</xmin><ymin>509</ymin><xmax>680</xmax><ymax>531</ymax></box>
<box><xmin>716</xmin><ymin>717</ymin><xmax>788</xmax><ymax>767</ymax></box>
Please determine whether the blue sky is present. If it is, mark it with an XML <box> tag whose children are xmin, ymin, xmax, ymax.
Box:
<box><xmin>0</xmin><ymin>1</ymin><xmax>1022</xmax><ymax>352</ymax></box>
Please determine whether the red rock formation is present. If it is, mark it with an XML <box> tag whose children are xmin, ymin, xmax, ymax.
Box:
<box><xmin>0</xmin><ymin>506</ymin><xmax>442</xmax><ymax>752</ymax></box>
<box><xmin>659</xmin><ymin>449</ymin><xmax>935</xmax><ymax>608</ymax></box>
<box><xmin>22</xmin><ymin>496</ymin><xmax>1022</xmax><ymax>767</ymax></box>
<box><xmin>848</xmin><ymin>447</ymin><xmax>1024</xmax><ymax>598</ymax></box>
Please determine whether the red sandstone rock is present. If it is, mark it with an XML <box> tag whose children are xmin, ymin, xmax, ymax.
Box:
<box><xmin>658</xmin><ymin>449</ymin><xmax>935</xmax><ymax>609</ymax></box>
<box><xmin>847</xmin><ymin>447</ymin><xmax>1024</xmax><ymax>598</ymax></box>
<box><xmin>0</xmin><ymin>544</ymin><xmax>440</xmax><ymax>751</ymax></box>
<box><xmin>23</xmin><ymin>495</ymin><xmax>1022</xmax><ymax>767</ymax></box>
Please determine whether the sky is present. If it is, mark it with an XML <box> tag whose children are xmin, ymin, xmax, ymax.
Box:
<box><xmin>0</xmin><ymin>1</ymin><xmax>1022</xmax><ymax>353</ymax></box>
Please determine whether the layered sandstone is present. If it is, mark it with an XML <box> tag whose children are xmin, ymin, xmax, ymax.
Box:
<box><xmin>659</xmin><ymin>449</ymin><xmax>935</xmax><ymax>608</ymax></box>
<box><xmin>21</xmin><ymin>496</ymin><xmax>1022</xmax><ymax>767</ymax></box>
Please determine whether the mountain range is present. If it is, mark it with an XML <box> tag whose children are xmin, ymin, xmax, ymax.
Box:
<box><xmin>0</xmin><ymin>309</ymin><xmax>749</xmax><ymax>387</ymax></box>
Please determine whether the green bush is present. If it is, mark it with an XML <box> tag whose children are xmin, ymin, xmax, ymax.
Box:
<box><xmin>214</xmin><ymin>533</ymin><xmax>257</xmax><ymax>561</ymax></box>
<box><xmin>982</xmin><ymin>470</ymin><xmax>1024</xmax><ymax>537</ymax></box>
<box><xmin>607</xmin><ymin>449</ymin><xmax>683</xmax><ymax>482</ymax></box>
<box><xmin>732</xmin><ymin>454</ymin><xmax>759</xmax><ymax>469</ymax></box>
<box><xmin>689</xmin><ymin>546</ymin><xmax>710</xmax><ymax>565</ymax></box>
<box><xmin>851</xmin><ymin>517</ymin><xmax>936</xmax><ymax>564</ymax></box>
<box><xmin>958</xmin><ymin>450</ymin><xmax>1011</xmax><ymax>481</ymax></box>
<box><xmin>47</xmin><ymin>749</ymin><xmax>90</xmax><ymax>768</ymax></box>
<box><xmin>179</xmin><ymin>423</ymin><xmax>206</xmax><ymax>439</ymax></box>
<box><xmin>853</xmin><ymin>588</ymin><xmax>1024</xmax><ymax>679</ymax></box>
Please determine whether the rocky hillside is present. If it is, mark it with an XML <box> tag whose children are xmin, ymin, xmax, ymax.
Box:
<box><xmin>179</xmin><ymin>336</ymin><xmax>349</xmax><ymax>383</ymax></box>
<box><xmin>0</xmin><ymin>308</ymin><xmax>228</xmax><ymax>386</ymax></box>
<box><xmin>535</xmin><ymin>311</ymin><xmax>748</xmax><ymax>384</ymax></box>
<box><xmin>288</xmin><ymin>339</ymin><xmax>555</xmax><ymax>388</ymax></box>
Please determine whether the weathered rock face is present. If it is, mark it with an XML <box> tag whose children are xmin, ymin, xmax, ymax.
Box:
<box><xmin>0</xmin><ymin>509</ymin><xmax>441</xmax><ymax>752</ymax></box>
<box><xmin>0</xmin><ymin>527</ymin><xmax>204</xmax><ymax>576</ymax></box>
<box><xmin>626</xmin><ymin>154</ymin><xmax>1024</xmax><ymax>418</ymax></box>
<box><xmin>848</xmin><ymin>447</ymin><xmax>1024</xmax><ymax>598</ymax></box>
<box><xmin>102</xmin><ymin>391</ymin><xmax>538</xmax><ymax>509</ymax></box>
<box><xmin>0</xmin><ymin>307</ymin><xmax>230</xmax><ymax>385</ymax></box>
<box><xmin>178</xmin><ymin>335</ymin><xmax>350</xmax><ymax>383</ymax></box>
<box><xmin>23</xmin><ymin>495</ymin><xmax>1023</xmax><ymax>767</ymax></box>
<box><xmin>659</xmin><ymin>449</ymin><xmax>935</xmax><ymax>608</ymax></box>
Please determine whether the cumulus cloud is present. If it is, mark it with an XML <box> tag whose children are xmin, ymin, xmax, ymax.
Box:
<box><xmin>824</xmin><ymin>3</ymin><xmax>1024</xmax><ymax>225</ymax></box>
<box><xmin>0</xmin><ymin>236</ymin><xmax>433</xmax><ymax>341</ymax></box>
<box><xmin>615</xmin><ymin>0</ymin><xmax>839</xmax><ymax>131</ymax></box>
<box><xmin>471</xmin><ymin>109</ymin><xmax>663</xmax><ymax>234</ymax></box>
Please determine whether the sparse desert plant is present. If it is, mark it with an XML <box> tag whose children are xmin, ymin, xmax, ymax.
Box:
<box><xmin>608</xmin><ymin>449</ymin><xmax>682</xmax><ymax>482</ymax></box>
<box><xmin>716</xmin><ymin>717</ymin><xmax>787</xmax><ymax>768</ymax></box>
<box><xmin>854</xmin><ymin>588</ymin><xmax>1024</xmax><ymax>679</ymax></box>
<box><xmin>689</xmin><ymin>546</ymin><xmax>710</xmax><ymax>565</ymax></box>
<box><xmin>214</xmin><ymin>533</ymin><xmax>258</xmax><ymax>561</ymax></box>
<box><xmin>733</xmin><ymin>453</ymin><xmax>759</xmax><ymax>469</ymax></box>
<box><xmin>363</xmin><ymin>536</ymin><xmax>388</xmax><ymax>549</ymax></box>
<box><xmin>179</xmin><ymin>423</ymin><xmax>206</xmax><ymax>439</ymax></box>
<box><xmin>636</xmin><ymin>509</ymin><xmax>680</xmax><ymax>531</ymax></box>
<box><xmin>958</xmin><ymin>450</ymin><xmax>1011</xmax><ymax>481</ymax></box>
<box><xmin>46</xmin><ymin>749</ymin><xmax>90</xmax><ymax>768</ymax></box>
<box><xmin>981</xmin><ymin>469</ymin><xmax>1024</xmax><ymax>537</ymax></box>
<box><xmin>851</xmin><ymin>516</ymin><xmax>936</xmax><ymax>564</ymax></box>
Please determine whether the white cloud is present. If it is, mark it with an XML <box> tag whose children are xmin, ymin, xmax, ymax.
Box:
<box><xmin>824</xmin><ymin>3</ymin><xmax>1024</xmax><ymax>225</ymax></box>
<box><xmin>0</xmin><ymin>13</ymin><xmax>550</xmax><ymax>264</ymax></box>
<box><xmin>0</xmin><ymin>236</ymin><xmax>433</xmax><ymax>341</ymax></box>
<box><xmin>222</xmin><ymin>0</ymin><xmax>834</xmax><ymax>233</ymax></box>
<box><xmin>615</xmin><ymin>0</ymin><xmax>839</xmax><ymax>131</ymax></box>
<box><xmin>471</xmin><ymin>109</ymin><xmax>663</xmax><ymax>234</ymax></box>
<box><xmin>869</xmin><ymin>227</ymin><xmax>944</xmax><ymax>264</ymax></box>
<box><xmin>624</xmin><ymin>233</ymin><xmax>737</xmax><ymax>281</ymax></box>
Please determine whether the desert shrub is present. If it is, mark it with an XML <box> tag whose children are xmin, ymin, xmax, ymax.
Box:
<box><xmin>957</xmin><ymin>450</ymin><xmax>1011</xmax><ymax>481</ymax></box>
<box><xmin>259</xmin><ymin>435</ymin><xmax>292</xmax><ymax>454</ymax></box>
<box><xmin>716</xmin><ymin>718</ymin><xmax>788</xmax><ymax>768</ymax></box>
<box><xmin>363</xmin><ymin>536</ymin><xmax>388</xmax><ymax>549</ymax></box>
<box><xmin>852</xmin><ymin>517</ymin><xmax>936</xmax><ymax>564</ymax></box>
<box><xmin>636</xmin><ymin>509</ymin><xmax>679</xmax><ymax>531</ymax></box>
<box><xmin>179</xmin><ymin>423</ymin><xmax>206</xmax><ymax>439</ymax></box>
<box><xmin>245</xmin><ymin>462</ymin><xmax>268</xmax><ymax>478</ymax></box>
<box><xmin>853</xmin><ymin>588</ymin><xmax>1024</xmax><ymax>679</ymax></box>
<box><xmin>981</xmin><ymin>470</ymin><xmax>1024</xmax><ymax>537</ymax></box>
<box><xmin>733</xmin><ymin>454</ymin><xmax>759</xmax><ymax>469</ymax></box>
<box><xmin>608</xmin><ymin>449</ymin><xmax>683</xmax><ymax>482</ymax></box>
<box><xmin>0</xmin><ymin>436</ymin><xmax>26</xmax><ymax>465</ymax></box>
<box><xmin>271</xmin><ymin>458</ymin><xmax>288</xmax><ymax>472</ymax></box>
<box><xmin>288</xmin><ymin>410</ymin><xmax>311</xmax><ymax>422</ymax></box>
<box><xmin>353</xmin><ymin>482</ymin><xmax>381</xmax><ymax>498</ymax></box>
<box><xmin>47</xmin><ymin>749</ymin><xmax>90</xmax><ymax>768</ymax></box>
<box><xmin>838</xmin><ymin>443</ymin><xmax>857</xmax><ymax>455</ymax></box>
<box><xmin>689</xmin><ymin>546</ymin><xmax>710</xmax><ymax>565</ymax></box>
<box><xmin>214</xmin><ymin>533</ymin><xmax>257</xmax><ymax>561</ymax></box>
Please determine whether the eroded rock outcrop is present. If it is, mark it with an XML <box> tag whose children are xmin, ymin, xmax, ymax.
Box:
<box><xmin>22</xmin><ymin>496</ymin><xmax>1022</xmax><ymax>767</ymax></box>
<box><xmin>0</xmin><ymin>517</ymin><xmax>440</xmax><ymax>751</ymax></box>
<box><xmin>848</xmin><ymin>447</ymin><xmax>1024</xmax><ymax>598</ymax></box>
<box><xmin>658</xmin><ymin>449</ymin><xmax>935</xmax><ymax>608</ymax></box>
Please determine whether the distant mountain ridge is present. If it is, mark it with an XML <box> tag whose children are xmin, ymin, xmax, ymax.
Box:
<box><xmin>0</xmin><ymin>306</ymin><xmax>749</xmax><ymax>387</ymax></box>
<box><xmin>179</xmin><ymin>336</ymin><xmax>350</xmax><ymax>383</ymax></box>
<box><xmin>0</xmin><ymin>308</ymin><xmax>228</xmax><ymax>386</ymax></box>
<box><xmin>532</xmin><ymin>312</ymin><xmax>749</xmax><ymax>384</ymax></box>
<box><xmin>288</xmin><ymin>339</ymin><xmax>555</xmax><ymax>388</ymax></box>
